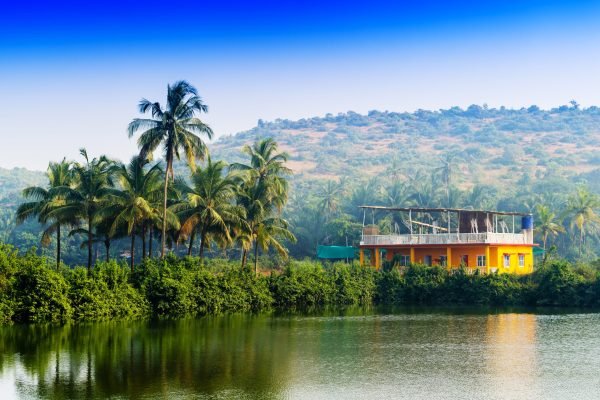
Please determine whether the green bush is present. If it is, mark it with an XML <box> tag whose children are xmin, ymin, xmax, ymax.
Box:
<box><xmin>1</xmin><ymin>244</ymin><xmax>600</xmax><ymax>325</ymax></box>
<box><xmin>534</xmin><ymin>262</ymin><xmax>587</xmax><ymax>306</ymax></box>
<box><xmin>270</xmin><ymin>261</ymin><xmax>335</xmax><ymax>307</ymax></box>
<box><xmin>12</xmin><ymin>253</ymin><xmax>72</xmax><ymax>323</ymax></box>
<box><xmin>66</xmin><ymin>262</ymin><xmax>149</xmax><ymax>320</ymax></box>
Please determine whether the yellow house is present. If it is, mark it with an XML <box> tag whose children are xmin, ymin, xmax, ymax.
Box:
<box><xmin>358</xmin><ymin>206</ymin><xmax>535</xmax><ymax>275</ymax></box>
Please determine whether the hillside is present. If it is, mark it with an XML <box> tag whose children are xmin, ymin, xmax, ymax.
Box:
<box><xmin>3</xmin><ymin>103</ymin><xmax>600</xmax><ymax>262</ymax></box>
<box><xmin>212</xmin><ymin>104</ymin><xmax>600</xmax><ymax>192</ymax></box>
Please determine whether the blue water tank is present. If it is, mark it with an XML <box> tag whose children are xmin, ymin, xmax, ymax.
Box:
<box><xmin>521</xmin><ymin>215</ymin><xmax>533</xmax><ymax>230</ymax></box>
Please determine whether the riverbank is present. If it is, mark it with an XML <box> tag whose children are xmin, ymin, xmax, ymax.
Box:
<box><xmin>0</xmin><ymin>243</ymin><xmax>599</xmax><ymax>324</ymax></box>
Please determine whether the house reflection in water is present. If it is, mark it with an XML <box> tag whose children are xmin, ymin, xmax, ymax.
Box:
<box><xmin>483</xmin><ymin>313</ymin><xmax>540</xmax><ymax>399</ymax></box>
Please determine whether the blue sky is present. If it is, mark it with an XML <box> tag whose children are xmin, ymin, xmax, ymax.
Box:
<box><xmin>1</xmin><ymin>0</ymin><xmax>600</xmax><ymax>169</ymax></box>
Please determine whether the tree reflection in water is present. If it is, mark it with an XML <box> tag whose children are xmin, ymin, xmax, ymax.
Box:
<box><xmin>0</xmin><ymin>315</ymin><xmax>296</xmax><ymax>399</ymax></box>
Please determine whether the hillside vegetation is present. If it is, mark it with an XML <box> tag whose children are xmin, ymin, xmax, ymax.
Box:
<box><xmin>213</xmin><ymin>103</ymin><xmax>600</xmax><ymax>189</ymax></box>
<box><xmin>3</xmin><ymin>103</ymin><xmax>600</xmax><ymax>263</ymax></box>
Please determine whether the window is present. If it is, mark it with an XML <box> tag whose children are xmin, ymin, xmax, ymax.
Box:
<box><xmin>399</xmin><ymin>255</ymin><xmax>410</xmax><ymax>266</ymax></box>
<box><xmin>503</xmin><ymin>254</ymin><xmax>511</xmax><ymax>268</ymax></box>
<box><xmin>519</xmin><ymin>254</ymin><xmax>525</xmax><ymax>267</ymax></box>
<box><xmin>477</xmin><ymin>255</ymin><xmax>486</xmax><ymax>267</ymax></box>
<box><xmin>424</xmin><ymin>255</ymin><xmax>432</xmax><ymax>266</ymax></box>
<box><xmin>439</xmin><ymin>255</ymin><xmax>447</xmax><ymax>267</ymax></box>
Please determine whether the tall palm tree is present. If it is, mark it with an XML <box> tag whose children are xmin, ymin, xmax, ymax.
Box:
<box><xmin>317</xmin><ymin>180</ymin><xmax>343</xmax><ymax>221</ymax></box>
<box><xmin>51</xmin><ymin>150</ymin><xmax>116</xmax><ymax>271</ymax></box>
<box><xmin>232</xmin><ymin>139</ymin><xmax>295</xmax><ymax>273</ymax></box>
<box><xmin>172</xmin><ymin>157</ymin><xmax>243</xmax><ymax>263</ymax></box>
<box><xmin>434</xmin><ymin>153</ymin><xmax>459</xmax><ymax>207</ymax></box>
<box><xmin>128</xmin><ymin>80</ymin><xmax>213</xmax><ymax>259</ymax></box>
<box><xmin>16</xmin><ymin>159</ymin><xmax>75</xmax><ymax>270</ymax></box>
<box><xmin>105</xmin><ymin>157</ymin><xmax>166</xmax><ymax>271</ymax></box>
<box><xmin>564</xmin><ymin>187</ymin><xmax>600</xmax><ymax>258</ymax></box>
<box><xmin>534</xmin><ymin>204</ymin><xmax>565</xmax><ymax>258</ymax></box>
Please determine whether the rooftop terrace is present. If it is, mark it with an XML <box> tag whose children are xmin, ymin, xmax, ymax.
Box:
<box><xmin>359</xmin><ymin>206</ymin><xmax>534</xmax><ymax>246</ymax></box>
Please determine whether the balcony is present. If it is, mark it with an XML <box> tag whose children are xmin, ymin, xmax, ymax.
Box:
<box><xmin>360</xmin><ymin>232</ymin><xmax>533</xmax><ymax>246</ymax></box>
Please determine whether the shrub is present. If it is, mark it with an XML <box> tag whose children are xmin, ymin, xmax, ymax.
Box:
<box><xmin>12</xmin><ymin>253</ymin><xmax>71</xmax><ymax>323</ymax></box>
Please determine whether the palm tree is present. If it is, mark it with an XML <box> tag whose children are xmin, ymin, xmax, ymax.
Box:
<box><xmin>51</xmin><ymin>149</ymin><xmax>116</xmax><ymax>271</ymax></box>
<box><xmin>317</xmin><ymin>180</ymin><xmax>343</xmax><ymax>221</ymax></box>
<box><xmin>534</xmin><ymin>204</ymin><xmax>565</xmax><ymax>258</ymax></box>
<box><xmin>237</xmin><ymin>182</ymin><xmax>296</xmax><ymax>273</ymax></box>
<box><xmin>16</xmin><ymin>159</ymin><xmax>75</xmax><ymax>270</ymax></box>
<box><xmin>465</xmin><ymin>184</ymin><xmax>497</xmax><ymax>210</ymax></box>
<box><xmin>232</xmin><ymin>139</ymin><xmax>295</xmax><ymax>273</ymax></box>
<box><xmin>172</xmin><ymin>157</ymin><xmax>243</xmax><ymax>263</ymax></box>
<box><xmin>105</xmin><ymin>156</ymin><xmax>166</xmax><ymax>271</ymax></box>
<box><xmin>434</xmin><ymin>153</ymin><xmax>459</xmax><ymax>207</ymax></box>
<box><xmin>128</xmin><ymin>80</ymin><xmax>213</xmax><ymax>259</ymax></box>
<box><xmin>564</xmin><ymin>187</ymin><xmax>600</xmax><ymax>258</ymax></box>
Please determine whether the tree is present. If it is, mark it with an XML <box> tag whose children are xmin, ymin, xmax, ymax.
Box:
<box><xmin>564</xmin><ymin>187</ymin><xmax>600</xmax><ymax>258</ymax></box>
<box><xmin>435</xmin><ymin>153</ymin><xmax>459</xmax><ymax>207</ymax></box>
<box><xmin>105</xmin><ymin>157</ymin><xmax>166</xmax><ymax>271</ymax></box>
<box><xmin>534</xmin><ymin>204</ymin><xmax>565</xmax><ymax>262</ymax></box>
<box><xmin>51</xmin><ymin>150</ymin><xmax>116</xmax><ymax>271</ymax></box>
<box><xmin>172</xmin><ymin>157</ymin><xmax>243</xmax><ymax>263</ymax></box>
<box><xmin>16</xmin><ymin>159</ymin><xmax>75</xmax><ymax>270</ymax></box>
<box><xmin>316</xmin><ymin>180</ymin><xmax>343</xmax><ymax>221</ymax></box>
<box><xmin>128</xmin><ymin>80</ymin><xmax>213</xmax><ymax>259</ymax></box>
<box><xmin>232</xmin><ymin>139</ymin><xmax>295</xmax><ymax>273</ymax></box>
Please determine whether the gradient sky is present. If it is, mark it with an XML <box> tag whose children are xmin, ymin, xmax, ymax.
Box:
<box><xmin>1</xmin><ymin>0</ymin><xmax>600</xmax><ymax>170</ymax></box>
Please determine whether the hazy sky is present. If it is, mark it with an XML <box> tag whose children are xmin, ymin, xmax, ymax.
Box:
<box><xmin>1</xmin><ymin>0</ymin><xmax>600</xmax><ymax>170</ymax></box>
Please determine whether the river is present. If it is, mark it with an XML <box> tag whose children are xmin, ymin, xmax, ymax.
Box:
<box><xmin>0</xmin><ymin>308</ymin><xmax>599</xmax><ymax>399</ymax></box>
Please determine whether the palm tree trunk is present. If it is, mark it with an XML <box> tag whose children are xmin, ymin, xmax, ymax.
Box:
<box><xmin>161</xmin><ymin>158</ymin><xmax>171</xmax><ymax>259</ymax></box>
<box><xmin>87</xmin><ymin>216</ymin><xmax>93</xmax><ymax>272</ymax></box>
<box><xmin>142</xmin><ymin>224</ymin><xmax>147</xmax><ymax>260</ymax></box>
<box><xmin>542</xmin><ymin>233</ymin><xmax>548</xmax><ymax>266</ymax></box>
<box><xmin>241</xmin><ymin>248</ymin><xmax>248</xmax><ymax>269</ymax></box>
<box><xmin>579</xmin><ymin>228</ymin><xmax>583</xmax><ymax>258</ymax></box>
<box><xmin>254</xmin><ymin>241</ymin><xmax>259</xmax><ymax>275</ymax></box>
<box><xmin>148</xmin><ymin>225</ymin><xmax>154</xmax><ymax>258</ymax></box>
<box><xmin>199</xmin><ymin>229</ymin><xmax>206</xmax><ymax>264</ymax></box>
<box><xmin>105</xmin><ymin>239</ymin><xmax>111</xmax><ymax>262</ymax></box>
<box><xmin>130</xmin><ymin>232</ymin><xmax>136</xmax><ymax>272</ymax></box>
<box><xmin>56</xmin><ymin>224</ymin><xmax>61</xmax><ymax>271</ymax></box>
<box><xmin>188</xmin><ymin>229</ymin><xmax>196</xmax><ymax>256</ymax></box>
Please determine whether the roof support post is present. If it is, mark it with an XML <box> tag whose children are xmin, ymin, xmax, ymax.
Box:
<box><xmin>457</xmin><ymin>211</ymin><xmax>461</xmax><ymax>242</ymax></box>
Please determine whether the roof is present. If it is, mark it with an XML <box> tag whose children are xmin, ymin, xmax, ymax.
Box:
<box><xmin>358</xmin><ymin>205</ymin><xmax>531</xmax><ymax>216</ymax></box>
<box><xmin>317</xmin><ymin>245</ymin><xmax>356</xmax><ymax>259</ymax></box>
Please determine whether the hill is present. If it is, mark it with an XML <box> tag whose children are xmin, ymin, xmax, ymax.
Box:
<box><xmin>3</xmin><ymin>103</ymin><xmax>600</xmax><ymax>262</ymax></box>
<box><xmin>212</xmin><ymin>103</ymin><xmax>600</xmax><ymax>191</ymax></box>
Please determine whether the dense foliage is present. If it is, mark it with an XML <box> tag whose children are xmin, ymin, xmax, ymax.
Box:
<box><xmin>4</xmin><ymin>103</ymin><xmax>600</xmax><ymax>265</ymax></box>
<box><xmin>0</xmin><ymin>244</ymin><xmax>599</xmax><ymax>324</ymax></box>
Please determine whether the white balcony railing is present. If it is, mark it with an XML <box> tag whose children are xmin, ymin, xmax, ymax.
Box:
<box><xmin>360</xmin><ymin>232</ymin><xmax>533</xmax><ymax>246</ymax></box>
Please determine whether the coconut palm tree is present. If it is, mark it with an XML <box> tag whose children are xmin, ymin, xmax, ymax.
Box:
<box><xmin>237</xmin><ymin>181</ymin><xmax>296</xmax><ymax>273</ymax></box>
<box><xmin>16</xmin><ymin>159</ymin><xmax>75</xmax><ymax>270</ymax></box>
<box><xmin>564</xmin><ymin>187</ymin><xmax>600</xmax><ymax>258</ymax></box>
<box><xmin>128</xmin><ymin>80</ymin><xmax>213</xmax><ymax>259</ymax></box>
<box><xmin>534</xmin><ymin>204</ymin><xmax>565</xmax><ymax>262</ymax></box>
<box><xmin>172</xmin><ymin>157</ymin><xmax>243</xmax><ymax>263</ymax></box>
<box><xmin>232</xmin><ymin>139</ymin><xmax>295</xmax><ymax>272</ymax></box>
<box><xmin>105</xmin><ymin>156</ymin><xmax>167</xmax><ymax>271</ymax></box>
<box><xmin>317</xmin><ymin>180</ymin><xmax>343</xmax><ymax>221</ymax></box>
<box><xmin>50</xmin><ymin>150</ymin><xmax>116</xmax><ymax>271</ymax></box>
<box><xmin>434</xmin><ymin>153</ymin><xmax>459</xmax><ymax>207</ymax></box>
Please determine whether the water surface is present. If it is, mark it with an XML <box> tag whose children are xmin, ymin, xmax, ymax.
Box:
<box><xmin>1</xmin><ymin>308</ymin><xmax>599</xmax><ymax>399</ymax></box>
